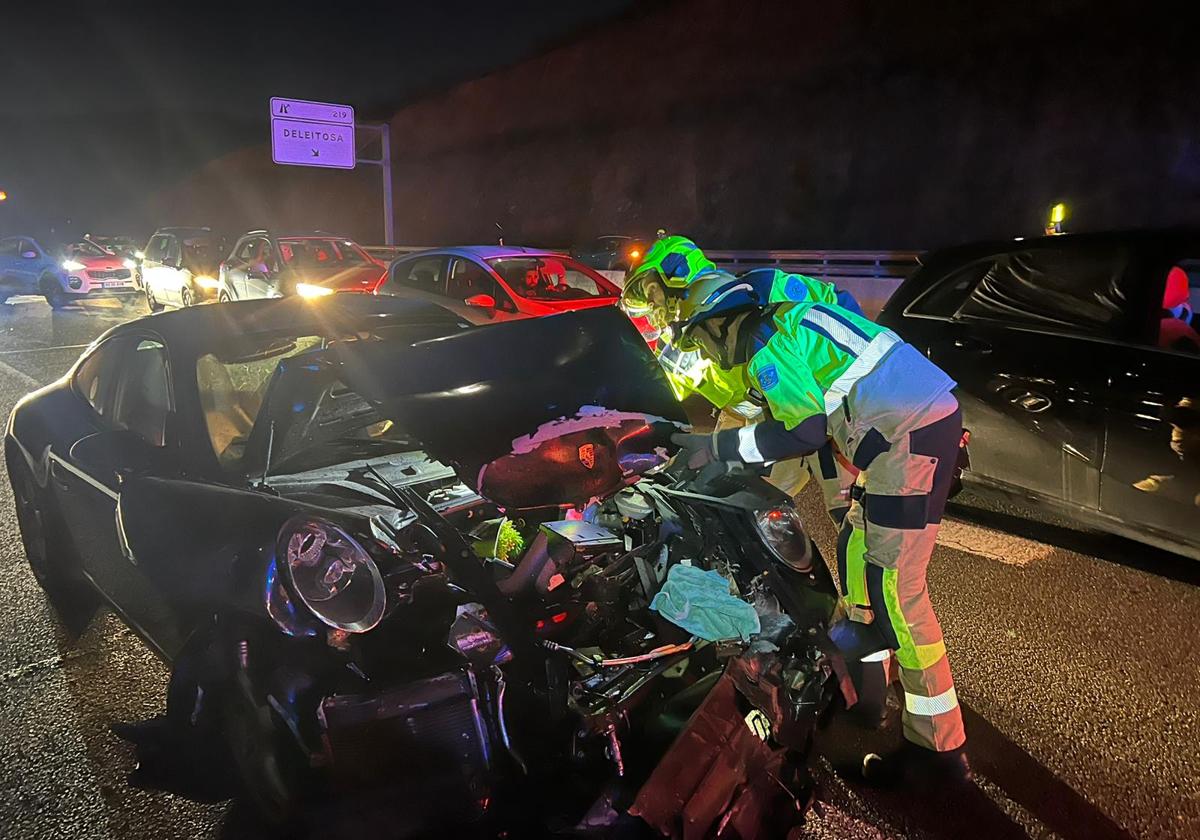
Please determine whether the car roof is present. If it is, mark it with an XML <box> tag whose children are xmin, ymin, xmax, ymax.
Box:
<box><xmin>405</xmin><ymin>245</ymin><xmax>570</xmax><ymax>261</ymax></box>
<box><xmin>236</xmin><ymin>230</ymin><xmax>357</xmax><ymax>241</ymax></box>
<box><xmin>918</xmin><ymin>227</ymin><xmax>1200</xmax><ymax>269</ymax></box>
<box><xmin>156</xmin><ymin>226</ymin><xmax>212</xmax><ymax>235</ymax></box>
<box><xmin>100</xmin><ymin>295</ymin><xmax>470</xmax><ymax>352</ymax></box>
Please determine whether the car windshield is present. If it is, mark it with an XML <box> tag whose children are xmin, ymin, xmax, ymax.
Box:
<box><xmin>487</xmin><ymin>256</ymin><xmax>618</xmax><ymax>301</ymax></box>
<box><xmin>181</xmin><ymin>236</ymin><xmax>217</xmax><ymax>265</ymax></box>
<box><xmin>197</xmin><ymin>325</ymin><xmax>451</xmax><ymax>475</ymax></box>
<box><xmin>277</xmin><ymin>238</ymin><xmax>370</xmax><ymax>269</ymax></box>
<box><xmin>62</xmin><ymin>239</ymin><xmax>110</xmax><ymax>259</ymax></box>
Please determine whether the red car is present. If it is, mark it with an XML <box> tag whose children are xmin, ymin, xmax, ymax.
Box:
<box><xmin>375</xmin><ymin>246</ymin><xmax>656</xmax><ymax>338</ymax></box>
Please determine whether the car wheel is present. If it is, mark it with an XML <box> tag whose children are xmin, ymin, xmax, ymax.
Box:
<box><xmin>8</xmin><ymin>455</ymin><xmax>76</xmax><ymax>595</ymax></box>
<box><xmin>145</xmin><ymin>284</ymin><xmax>164</xmax><ymax>313</ymax></box>
<box><xmin>223</xmin><ymin>669</ymin><xmax>302</xmax><ymax>826</ymax></box>
<box><xmin>39</xmin><ymin>274</ymin><xmax>67</xmax><ymax>309</ymax></box>
<box><xmin>180</xmin><ymin>285</ymin><xmax>194</xmax><ymax>307</ymax></box>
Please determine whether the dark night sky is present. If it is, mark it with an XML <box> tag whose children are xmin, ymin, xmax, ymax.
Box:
<box><xmin>0</xmin><ymin>0</ymin><xmax>635</xmax><ymax>237</ymax></box>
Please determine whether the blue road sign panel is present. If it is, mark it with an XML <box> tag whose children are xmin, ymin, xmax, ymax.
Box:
<box><xmin>270</xmin><ymin>98</ymin><xmax>355</xmax><ymax>169</ymax></box>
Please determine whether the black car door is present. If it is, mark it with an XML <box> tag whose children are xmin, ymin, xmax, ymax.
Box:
<box><xmin>891</xmin><ymin>243</ymin><xmax>1134</xmax><ymax>512</ymax></box>
<box><xmin>1101</xmin><ymin>247</ymin><xmax>1200</xmax><ymax>559</ymax></box>
<box><xmin>53</xmin><ymin>334</ymin><xmax>185</xmax><ymax>655</ymax></box>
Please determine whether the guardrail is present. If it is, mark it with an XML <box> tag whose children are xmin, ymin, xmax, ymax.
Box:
<box><xmin>705</xmin><ymin>249</ymin><xmax>920</xmax><ymax>280</ymax></box>
<box><xmin>366</xmin><ymin>245</ymin><xmax>920</xmax><ymax>278</ymax></box>
<box><xmin>364</xmin><ymin>245</ymin><xmax>922</xmax><ymax>316</ymax></box>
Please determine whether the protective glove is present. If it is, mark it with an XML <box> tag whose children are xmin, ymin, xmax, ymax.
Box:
<box><xmin>670</xmin><ymin>432</ymin><xmax>716</xmax><ymax>470</ymax></box>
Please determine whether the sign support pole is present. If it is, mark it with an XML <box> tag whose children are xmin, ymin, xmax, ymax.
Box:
<box><xmin>355</xmin><ymin>123</ymin><xmax>394</xmax><ymax>246</ymax></box>
<box><xmin>380</xmin><ymin>124</ymin><xmax>394</xmax><ymax>246</ymax></box>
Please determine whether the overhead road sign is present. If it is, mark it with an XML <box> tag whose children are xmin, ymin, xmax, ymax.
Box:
<box><xmin>270</xmin><ymin>97</ymin><xmax>355</xmax><ymax>169</ymax></box>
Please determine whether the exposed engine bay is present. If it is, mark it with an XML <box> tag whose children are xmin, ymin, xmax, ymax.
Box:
<box><xmin>223</xmin><ymin>452</ymin><xmax>847</xmax><ymax>837</ymax></box>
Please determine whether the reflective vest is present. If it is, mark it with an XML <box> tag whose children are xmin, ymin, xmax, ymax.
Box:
<box><xmin>744</xmin><ymin>302</ymin><xmax>957</xmax><ymax>464</ymax></box>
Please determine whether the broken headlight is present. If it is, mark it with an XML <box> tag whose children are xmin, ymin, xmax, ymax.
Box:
<box><xmin>277</xmin><ymin>516</ymin><xmax>386</xmax><ymax>633</ymax></box>
<box><xmin>752</xmin><ymin>506</ymin><xmax>814</xmax><ymax>572</ymax></box>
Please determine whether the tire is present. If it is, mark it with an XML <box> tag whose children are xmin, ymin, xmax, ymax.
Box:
<box><xmin>40</xmin><ymin>274</ymin><xmax>67</xmax><ymax>309</ymax></box>
<box><xmin>180</xmin><ymin>285</ymin><xmax>194</xmax><ymax>307</ymax></box>
<box><xmin>223</xmin><ymin>668</ymin><xmax>304</xmax><ymax>826</ymax></box>
<box><xmin>8</xmin><ymin>455</ymin><xmax>76</xmax><ymax>595</ymax></box>
<box><xmin>145</xmin><ymin>284</ymin><xmax>164</xmax><ymax>313</ymax></box>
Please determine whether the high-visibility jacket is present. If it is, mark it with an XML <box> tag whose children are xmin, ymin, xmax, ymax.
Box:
<box><xmin>660</xmin><ymin>270</ymin><xmax>851</xmax><ymax>410</ymax></box>
<box><xmin>725</xmin><ymin>301</ymin><xmax>957</xmax><ymax>467</ymax></box>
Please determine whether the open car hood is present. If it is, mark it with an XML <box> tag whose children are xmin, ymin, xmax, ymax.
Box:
<box><xmin>278</xmin><ymin>307</ymin><xmax>687</xmax><ymax>509</ymax></box>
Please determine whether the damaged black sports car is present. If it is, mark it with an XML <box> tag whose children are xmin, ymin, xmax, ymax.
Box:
<box><xmin>7</xmin><ymin>296</ymin><xmax>860</xmax><ymax>836</ymax></box>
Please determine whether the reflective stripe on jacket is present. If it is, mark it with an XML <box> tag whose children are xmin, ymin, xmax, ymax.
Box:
<box><xmin>745</xmin><ymin>301</ymin><xmax>957</xmax><ymax>463</ymax></box>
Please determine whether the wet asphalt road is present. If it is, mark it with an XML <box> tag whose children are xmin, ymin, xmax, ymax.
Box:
<box><xmin>0</xmin><ymin>296</ymin><xmax>1196</xmax><ymax>839</ymax></box>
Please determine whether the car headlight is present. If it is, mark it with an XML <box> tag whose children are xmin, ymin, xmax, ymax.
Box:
<box><xmin>753</xmin><ymin>505</ymin><xmax>814</xmax><ymax>572</ymax></box>
<box><xmin>277</xmin><ymin>517</ymin><xmax>385</xmax><ymax>632</ymax></box>
<box><xmin>123</xmin><ymin>258</ymin><xmax>137</xmax><ymax>270</ymax></box>
<box><xmin>61</xmin><ymin>259</ymin><xmax>85</xmax><ymax>271</ymax></box>
<box><xmin>296</xmin><ymin>282</ymin><xmax>334</xmax><ymax>298</ymax></box>
<box><xmin>194</xmin><ymin>275</ymin><xmax>220</xmax><ymax>290</ymax></box>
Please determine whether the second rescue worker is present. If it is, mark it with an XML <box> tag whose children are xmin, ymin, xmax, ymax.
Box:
<box><xmin>669</xmin><ymin>273</ymin><xmax>970</xmax><ymax>786</ymax></box>
<box><xmin>621</xmin><ymin>236</ymin><xmax>860</xmax><ymax>523</ymax></box>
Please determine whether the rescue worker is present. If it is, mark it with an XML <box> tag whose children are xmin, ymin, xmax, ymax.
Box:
<box><xmin>621</xmin><ymin>237</ymin><xmax>858</xmax><ymax>523</ymax></box>
<box><xmin>669</xmin><ymin>273</ymin><xmax>970</xmax><ymax>785</ymax></box>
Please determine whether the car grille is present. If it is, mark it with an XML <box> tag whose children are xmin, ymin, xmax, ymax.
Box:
<box><xmin>90</xmin><ymin>269</ymin><xmax>131</xmax><ymax>280</ymax></box>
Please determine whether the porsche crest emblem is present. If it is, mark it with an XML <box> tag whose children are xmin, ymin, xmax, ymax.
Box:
<box><xmin>578</xmin><ymin>443</ymin><xmax>596</xmax><ymax>470</ymax></box>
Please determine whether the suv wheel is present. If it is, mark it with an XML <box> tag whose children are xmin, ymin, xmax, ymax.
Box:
<box><xmin>146</xmin><ymin>284</ymin><xmax>164</xmax><ymax>312</ymax></box>
<box><xmin>40</xmin><ymin>274</ymin><xmax>67</xmax><ymax>309</ymax></box>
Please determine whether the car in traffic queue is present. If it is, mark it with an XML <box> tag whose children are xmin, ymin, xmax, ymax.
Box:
<box><xmin>376</xmin><ymin>245</ymin><xmax>655</xmax><ymax>334</ymax></box>
<box><xmin>0</xmin><ymin>235</ymin><xmax>138</xmax><ymax>307</ymax></box>
<box><xmin>878</xmin><ymin>229</ymin><xmax>1200</xmax><ymax>561</ymax></box>
<box><xmin>5</xmin><ymin>295</ymin><xmax>845</xmax><ymax>831</ymax></box>
<box><xmin>141</xmin><ymin>227</ymin><xmax>227</xmax><ymax>310</ymax></box>
<box><xmin>217</xmin><ymin>231</ymin><xmax>385</xmax><ymax>301</ymax></box>
<box><xmin>570</xmin><ymin>234</ymin><xmax>652</xmax><ymax>278</ymax></box>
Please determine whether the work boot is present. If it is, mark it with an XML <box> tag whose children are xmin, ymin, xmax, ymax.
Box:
<box><xmin>861</xmin><ymin>741</ymin><xmax>972</xmax><ymax>790</ymax></box>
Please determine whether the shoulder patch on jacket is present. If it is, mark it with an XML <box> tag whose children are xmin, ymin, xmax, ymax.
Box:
<box><xmin>782</xmin><ymin>275</ymin><xmax>811</xmax><ymax>301</ymax></box>
<box><xmin>756</xmin><ymin>364</ymin><xmax>780</xmax><ymax>390</ymax></box>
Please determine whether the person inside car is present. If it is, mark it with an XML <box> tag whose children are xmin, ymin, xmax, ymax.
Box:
<box><xmin>1159</xmin><ymin>266</ymin><xmax>1199</xmax><ymax>354</ymax></box>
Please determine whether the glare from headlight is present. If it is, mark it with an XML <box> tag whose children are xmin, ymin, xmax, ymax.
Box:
<box><xmin>753</xmin><ymin>506</ymin><xmax>814</xmax><ymax>572</ymax></box>
<box><xmin>277</xmin><ymin>517</ymin><xmax>385</xmax><ymax>633</ymax></box>
<box><xmin>296</xmin><ymin>282</ymin><xmax>334</xmax><ymax>298</ymax></box>
<box><xmin>122</xmin><ymin>258</ymin><xmax>136</xmax><ymax>270</ymax></box>
<box><xmin>61</xmin><ymin>259</ymin><xmax>85</xmax><ymax>271</ymax></box>
<box><xmin>134</xmin><ymin>250</ymin><xmax>145</xmax><ymax>260</ymax></box>
<box><xmin>194</xmin><ymin>275</ymin><xmax>220</xmax><ymax>290</ymax></box>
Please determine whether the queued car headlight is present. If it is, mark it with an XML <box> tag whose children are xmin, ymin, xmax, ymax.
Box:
<box><xmin>123</xmin><ymin>258</ymin><xmax>137</xmax><ymax>270</ymax></box>
<box><xmin>753</xmin><ymin>505</ymin><xmax>814</xmax><ymax>572</ymax></box>
<box><xmin>194</xmin><ymin>275</ymin><xmax>220</xmax><ymax>290</ymax></box>
<box><xmin>296</xmin><ymin>282</ymin><xmax>334</xmax><ymax>298</ymax></box>
<box><xmin>61</xmin><ymin>259</ymin><xmax>85</xmax><ymax>271</ymax></box>
<box><xmin>276</xmin><ymin>517</ymin><xmax>385</xmax><ymax>633</ymax></box>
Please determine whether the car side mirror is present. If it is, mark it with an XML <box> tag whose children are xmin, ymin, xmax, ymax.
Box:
<box><xmin>464</xmin><ymin>293</ymin><xmax>496</xmax><ymax>313</ymax></box>
<box><xmin>70</xmin><ymin>429</ymin><xmax>166</xmax><ymax>483</ymax></box>
<box><xmin>21</xmin><ymin>251</ymin><xmax>38</xmax><ymax>259</ymax></box>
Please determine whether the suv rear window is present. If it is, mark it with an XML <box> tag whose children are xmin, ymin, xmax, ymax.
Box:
<box><xmin>910</xmin><ymin>245</ymin><xmax>1131</xmax><ymax>337</ymax></box>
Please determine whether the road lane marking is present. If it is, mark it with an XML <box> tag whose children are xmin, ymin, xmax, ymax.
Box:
<box><xmin>937</xmin><ymin>518</ymin><xmax>1055</xmax><ymax>566</ymax></box>
<box><xmin>0</xmin><ymin>356</ymin><xmax>43</xmax><ymax>390</ymax></box>
<box><xmin>0</xmin><ymin>343</ymin><xmax>89</xmax><ymax>356</ymax></box>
